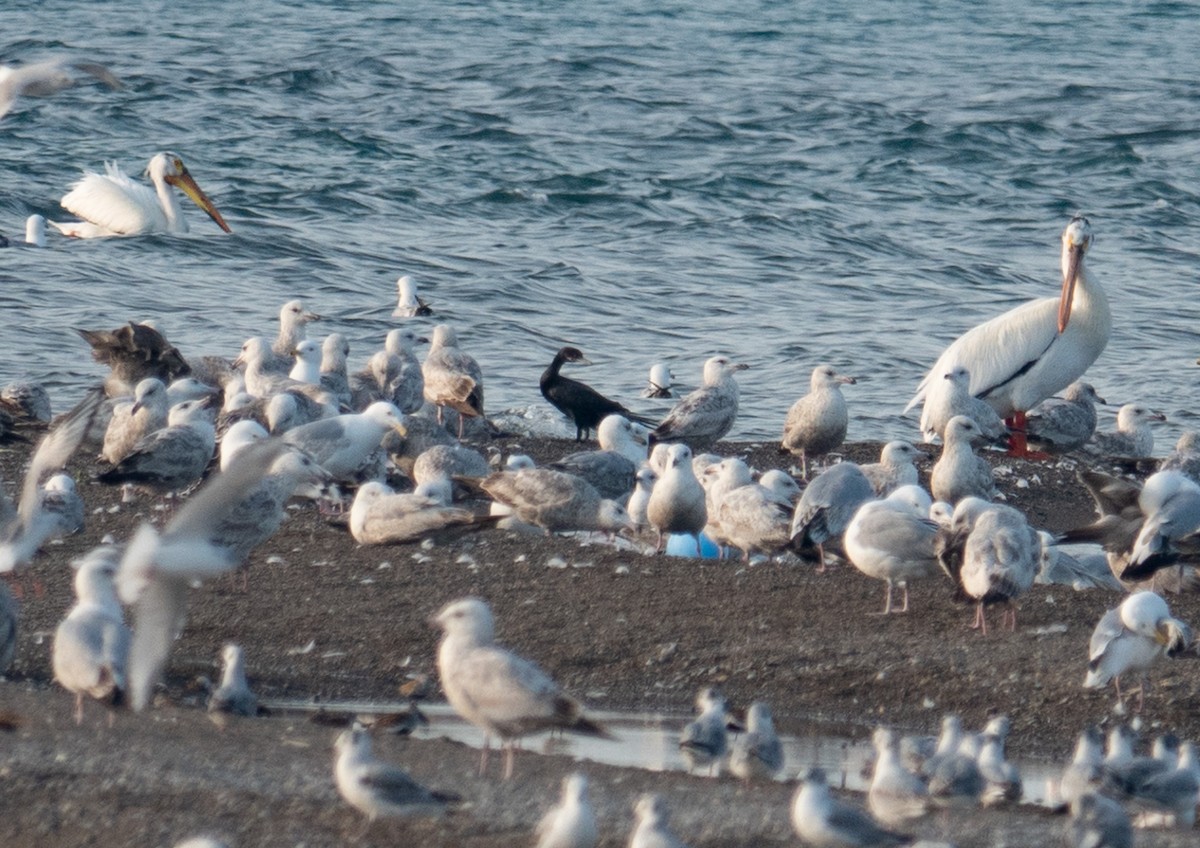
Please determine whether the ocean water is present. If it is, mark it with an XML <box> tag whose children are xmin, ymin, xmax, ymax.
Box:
<box><xmin>3</xmin><ymin>1</ymin><xmax>1200</xmax><ymax>443</ymax></box>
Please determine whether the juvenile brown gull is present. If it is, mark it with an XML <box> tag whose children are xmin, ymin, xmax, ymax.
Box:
<box><xmin>930</xmin><ymin>415</ymin><xmax>996</xmax><ymax>504</ymax></box>
<box><xmin>422</xmin><ymin>324</ymin><xmax>485</xmax><ymax>437</ymax></box>
<box><xmin>651</xmin><ymin>355</ymin><xmax>747</xmax><ymax>451</ymax></box>
<box><xmin>76</xmin><ymin>321</ymin><xmax>190</xmax><ymax>397</ymax></box>
<box><xmin>918</xmin><ymin>364</ymin><xmax>1005</xmax><ymax>444</ymax></box>
<box><xmin>1025</xmin><ymin>381</ymin><xmax>1105</xmax><ymax>454</ymax></box>
<box><xmin>433</xmin><ymin>597</ymin><xmax>610</xmax><ymax>779</ymax></box>
<box><xmin>781</xmin><ymin>364</ymin><xmax>856</xmax><ymax>477</ymax></box>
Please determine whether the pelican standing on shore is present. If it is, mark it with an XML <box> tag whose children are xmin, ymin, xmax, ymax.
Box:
<box><xmin>905</xmin><ymin>216</ymin><xmax>1111</xmax><ymax>456</ymax></box>
<box><xmin>51</xmin><ymin>152</ymin><xmax>232</xmax><ymax>238</ymax></box>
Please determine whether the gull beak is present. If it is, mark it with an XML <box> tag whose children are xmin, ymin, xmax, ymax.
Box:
<box><xmin>304</xmin><ymin>311</ymin><xmax>322</xmax><ymax>322</ymax></box>
<box><xmin>838</xmin><ymin>375</ymin><xmax>857</xmax><ymax>385</ymax></box>
<box><xmin>416</xmin><ymin>336</ymin><xmax>430</xmax><ymax>345</ymax></box>
<box><xmin>1058</xmin><ymin>240</ymin><xmax>1085</xmax><ymax>333</ymax></box>
<box><xmin>1150</xmin><ymin>410</ymin><xmax>1167</xmax><ymax>422</ymax></box>
<box><xmin>1154</xmin><ymin>623</ymin><xmax>1172</xmax><ymax>646</ymax></box>
<box><xmin>631</xmin><ymin>430</ymin><xmax>648</xmax><ymax>447</ymax></box>
<box><xmin>733</xmin><ymin>363</ymin><xmax>749</xmax><ymax>372</ymax></box>
<box><xmin>164</xmin><ymin>164</ymin><xmax>233</xmax><ymax>233</ymax></box>
<box><xmin>914</xmin><ymin>448</ymin><xmax>929</xmax><ymax>461</ymax></box>
<box><xmin>130</xmin><ymin>401</ymin><xmax>144</xmax><ymax>415</ymax></box>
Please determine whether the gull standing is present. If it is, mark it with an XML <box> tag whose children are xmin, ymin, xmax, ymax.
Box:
<box><xmin>52</xmin><ymin>547</ymin><xmax>130</xmax><ymax>724</ymax></box>
<box><xmin>781</xmin><ymin>364</ymin><xmax>856</xmax><ymax>478</ymax></box>
<box><xmin>422</xmin><ymin>324</ymin><xmax>486</xmax><ymax>437</ymax></box>
<box><xmin>207</xmin><ymin>643</ymin><xmax>257</xmax><ymax>717</ymax></box>
<box><xmin>944</xmin><ymin>503</ymin><xmax>1039</xmax><ymax>633</ymax></box>
<box><xmin>627</xmin><ymin>467</ymin><xmax>658</xmax><ymax>533</ymax></box>
<box><xmin>930</xmin><ymin>416</ymin><xmax>997</xmax><ymax>505</ymax></box>
<box><xmin>433</xmin><ymin>598</ymin><xmax>610</xmax><ymax>779</ymax></box>
<box><xmin>844</xmin><ymin>486</ymin><xmax>940</xmax><ymax>614</ymax></box>
<box><xmin>651</xmin><ymin>356</ymin><xmax>747</xmax><ymax>451</ymax></box>
<box><xmin>790</xmin><ymin>462</ymin><xmax>874</xmax><ymax>571</ymax></box>
<box><xmin>715</xmin><ymin>469</ymin><xmax>800</xmax><ymax>561</ymax></box>
<box><xmin>334</xmin><ymin>726</ymin><xmax>454</xmax><ymax>827</ymax></box>
<box><xmin>1025</xmin><ymin>381</ymin><xmax>1105</xmax><ymax>454</ymax></box>
<box><xmin>729</xmin><ymin>701</ymin><xmax>785</xmax><ymax>782</ymax></box>
<box><xmin>646</xmin><ymin>443</ymin><xmax>707</xmax><ymax>553</ymax></box>
<box><xmin>792</xmin><ymin>767</ymin><xmax>908</xmax><ymax>848</ymax></box>
<box><xmin>678</xmin><ymin>687</ymin><xmax>729</xmax><ymax>775</ymax></box>
<box><xmin>218</xmin><ymin>420</ymin><xmax>269</xmax><ymax>471</ymax></box>
<box><xmin>1086</xmin><ymin>403</ymin><xmax>1165</xmax><ymax>459</ymax></box>
<box><xmin>549</xmin><ymin>414</ymin><xmax>646</xmax><ymax>500</ymax></box>
<box><xmin>918</xmin><ymin>365</ymin><xmax>1006</xmax><ymax>444</ymax></box>
<box><xmin>906</xmin><ymin>216</ymin><xmax>1111</xmax><ymax>456</ymax></box>
<box><xmin>535</xmin><ymin>773</ymin><xmax>598</xmax><ymax>848</ymax></box>
<box><xmin>629</xmin><ymin>794</ymin><xmax>690</xmax><ymax>848</ymax></box>
<box><xmin>1083</xmin><ymin>590</ymin><xmax>1193</xmax><ymax>711</ymax></box>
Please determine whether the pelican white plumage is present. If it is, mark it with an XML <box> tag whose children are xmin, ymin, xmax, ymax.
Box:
<box><xmin>50</xmin><ymin>152</ymin><xmax>232</xmax><ymax>238</ymax></box>
<box><xmin>906</xmin><ymin>216</ymin><xmax>1111</xmax><ymax>455</ymax></box>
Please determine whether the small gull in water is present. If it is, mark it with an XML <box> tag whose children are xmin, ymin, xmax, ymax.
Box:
<box><xmin>792</xmin><ymin>767</ymin><xmax>909</xmax><ymax>848</ymax></box>
<box><xmin>678</xmin><ymin>686</ymin><xmax>729</xmax><ymax>775</ymax></box>
<box><xmin>647</xmin><ymin>443</ymin><xmax>707</xmax><ymax>553</ymax></box>
<box><xmin>1085</xmin><ymin>403</ymin><xmax>1165</xmax><ymax>459</ymax></box>
<box><xmin>859</xmin><ymin>441</ymin><xmax>926</xmax><ymax>497</ymax></box>
<box><xmin>781</xmin><ymin>364</ymin><xmax>856</xmax><ymax>478</ymax></box>
<box><xmin>480</xmin><ymin>468</ymin><xmax>634</xmax><ymax>535</ymax></box>
<box><xmin>24</xmin><ymin>214</ymin><xmax>46</xmax><ymax>247</ymax></box>
<box><xmin>391</xmin><ymin>274</ymin><xmax>433</xmax><ymax>318</ymax></box>
<box><xmin>334</xmin><ymin>725</ymin><xmax>455</xmax><ymax>829</ymax></box>
<box><xmin>628</xmin><ymin>794</ymin><xmax>690</xmax><ymax>848</ymax></box>
<box><xmin>97</xmin><ymin>399</ymin><xmax>216</xmax><ymax>496</ymax></box>
<box><xmin>208</xmin><ymin>643</ymin><xmax>257</xmax><ymax>717</ymax></box>
<box><xmin>930</xmin><ymin>415</ymin><xmax>997</xmax><ymax>505</ymax></box>
<box><xmin>651</xmin><ymin>356</ymin><xmax>747</xmax><ymax>451</ymax></box>
<box><xmin>535</xmin><ymin>772</ymin><xmax>598</xmax><ymax>848</ymax></box>
<box><xmin>1083</xmin><ymin>590</ymin><xmax>1193</xmax><ymax>712</ymax></box>
<box><xmin>844</xmin><ymin>485</ymin><xmax>940</xmax><ymax>614</ymax></box>
<box><xmin>867</xmin><ymin>726</ymin><xmax>929</xmax><ymax>828</ymax></box>
<box><xmin>790</xmin><ymin>462</ymin><xmax>874</xmax><ymax>572</ymax></box>
<box><xmin>642</xmin><ymin>363</ymin><xmax>674</xmax><ymax>399</ymax></box>
<box><xmin>422</xmin><ymin>324</ymin><xmax>485</xmax><ymax>438</ymax></box>
<box><xmin>432</xmin><ymin>597</ymin><xmax>611</xmax><ymax>779</ymax></box>
<box><xmin>1025</xmin><ymin>381</ymin><xmax>1105</xmax><ymax>454</ymax></box>
<box><xmin>539</xmin><ymin>347</ymin><xmax>653</xmax><ymax>441</ymax></box>
<box><xmin>917</xmin><ymin>364</ymin><xmax>1006</xmax><ymax>445</ymax></box>
<box><xmin>52</xmin><ymin>546</ymin><xmax>130</xmax><ymax>724</ymax></box>
<box><xmin>728</xmin><ymin>701</ymin><xmax>784</xmax><ymax>782</ymax></box>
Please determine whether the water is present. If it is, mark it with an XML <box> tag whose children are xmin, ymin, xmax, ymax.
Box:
<box><xmin>266</xmin><ymin>698</ymin><xmax>1061</xmax><ymax>805</ymax></box>
<box><xmin>3</xmin><ymin>1</ymin><xmax>1200</xmax><ymax>441</ymax></box>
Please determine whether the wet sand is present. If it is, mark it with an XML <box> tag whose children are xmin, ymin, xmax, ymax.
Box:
<box><xmin>1</xmin><ymin>436</ymin><xmax>1198</xmax><ymax>847</ymax></box>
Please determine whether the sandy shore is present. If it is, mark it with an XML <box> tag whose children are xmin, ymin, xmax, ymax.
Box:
<box><xmin>1</xmin><ymin>435</ymin><xmax>1198</xmax><ymax>847</ymax></box>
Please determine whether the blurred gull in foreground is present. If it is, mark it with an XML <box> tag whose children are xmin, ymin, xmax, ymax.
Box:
<box><xmin>535</xmin><ymin>773</ymin><xmax>598</xmax><ymax>848</ymax></box>
<box><xmin>334</xmin><ymin>725</ymin><xmax>454</xmax><ymax>830</ymax></box>
<box><xmin>792</xmin><ymin>767</ymin><xmax>908</xmax><ymax>847</ymax></box>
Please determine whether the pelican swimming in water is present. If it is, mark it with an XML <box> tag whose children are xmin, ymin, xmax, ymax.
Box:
<box><xmin>50</xmin><ymin>152</ymin><xmax>232</xmax><ymax>238</ymax></box>
<box><xmin>905</xmin><ymin>216</ymin><xmax>1111</xmax><ymax>456</ymax></box>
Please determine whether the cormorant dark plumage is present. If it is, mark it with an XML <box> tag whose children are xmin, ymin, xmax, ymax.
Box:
<box><xmin>539</xmin><ymin>347</ymin><xmax>653</xmax><ymax>441</ymax></box>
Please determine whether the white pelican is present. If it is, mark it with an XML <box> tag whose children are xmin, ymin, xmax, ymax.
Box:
<box><xmin>905</xmin><ymin>216</ymin><xmax>1111</xmax><ymax>456</ymax></box>
<box><xmin>0</xmin><ymin>58</ymin><xmax>120</xmax><ymax>120</ymax></box>
<box><xmin>50</xmin><ymin>152</ymin><xmax>232</xmax><ymax>238</ymax></box>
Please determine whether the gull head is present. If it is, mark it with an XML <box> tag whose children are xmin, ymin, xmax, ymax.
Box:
<box><xmin>280</xmin><ymin>299</ymin><xmax>320</xmax><ymax>328</ymax></box>
<box><xmin>810</xmin><ymin>363</ymin><xmax>856</xmax><ymax>390</ymax></box>
<box><xmin>702</xmin><ymin>355</ymin><xmax>748</xmax><ymax>386</ymax></box>
<box><xmin>432</xmin><ymin>597</ymin><xmax>495</xmax><ymax>644</ymax></box>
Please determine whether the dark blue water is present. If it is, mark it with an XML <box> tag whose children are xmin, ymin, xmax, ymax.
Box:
<box><xmin>3</xmin><ymin>1</ymin><xmax>1200</xmax><ymax>442</ymax></box>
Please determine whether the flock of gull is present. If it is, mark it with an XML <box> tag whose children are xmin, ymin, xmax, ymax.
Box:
<box><xmin>2</xmin><ymin>59</ymin><xmax>1199</xmax><ymax>844</ymax></box>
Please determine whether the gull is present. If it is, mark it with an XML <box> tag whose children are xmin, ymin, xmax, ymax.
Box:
<box><xmin>76</xmin><ymin>321</ymin><xmax>190</xmax><ymax>397</ymax></box>
<box><xmin>413</xmin><ymin>443</ymin><xmax>491</xmax><ymax>493</ymax></box>
<box><xmin>700</xmin><ymin>457</ymin><xmax>754</xmax><ymax>542</ymax></box>
<box><xmin>422</xmin><ymin>324</ymin><xmax>485</xmax><ymax>437</ymax></box>
<box><xmin>977</xmin><ymin>716</ymin><xmax>1021</xmax><ymax>806</ymax></box>
<box><xmin>24</xmin><ymin>214</ymin><xmax>46</xmax><ymax>247</ymax></box>
<box><xmin>942</xmin><ymin>502</ymin><xmax>1039</xmax><ymax>633</ymax></box>
<box><xmin>905</xmin><ymin>215</ymin><xmax>1111</xmax><ymax>457</ymax></box>
<box><xmin>1086</xmin><ymin>403</ymin><xmax>1165</xmax><ymax>459</ymax></box>
<box><xmin>267</xmin><ymin>300</ymin><xmax>321</xmax><ymax>372</ymax></box>
<box><xmin>551</xmin><ymin>414</ymin><xmax>647</xmax><ymax>500</ymax></box>
<box><xmin>539</xmin><ymin>347</ymin><xmax>654</xmax><ymax>441</ymax></box>
<box><xmin>1</xmin><ymin>380</ymin><xmax>52</xmax><ymax>423</ymax></box>
<box><xmin>40</xmin><ymin>473</ymin><xmax>85</xmax><ymax>538</ymax></box>
<box><xmin>930</xmin><ymin>416</ymin><xmax>997</xmax><ymax>505</ymax></box>
<box><xmin>651</xmin><ymin>356</ymin><xmax>747</xmax><ymax>451</ymax></box>
<box><xmin>1058</xmin><ymin>726</ymin><xmax>1105</xmax><ymax>809</ymax></box>
<box><xmin>647</xmin><ymin>443</ymin><xmax>707</xmax><ymax>553</ymax></box>
<box><xmin>208</xmin><ymin>643</ymin><xmax>257</xmax><ymax>717</ymax></box>
<box><xmin>790</xmin><ymin>462</ymin><xmax>874</xmax><ymax>571</ymax></box>
<box><xmin>349</xmin><ymin>481</ymin><xmax>484</xmax><ymax>544</ymax></box>
<box><xmin>382</xmin><ymin>328</ymin><xmax>427</xmax><ymax>414</ymax></box>
<box><xmin>52</xmin><ymin>546</ymin><xmax>130</xmax><ymax>724</ymax></box>
<box><xmin>1160</xmin><ymin>431</ymin><xmax>1200</xmax><ymax>484</ymax></box>
<box><xmin>282</xmin><ymin>401</ymin><xmax>404</xmax><ymax>484</ymax></box>
<box><xmin>116</xmin><ymin>441</ymin><xmax>333</xmax><ymax>708</ymax></box>
<box><xmin>1026</xmin><ymin>381</ymin><xmax>1105</xmax><ymax>454</ymax></box>
<box><xmin>234</xmin><ymin>337</ymin><xmax>336</xmax><ymax>407</ymax></box>
<box><xmin>928</xmin><ymin>733</ymin><xmax>985</xmax><ymax>809</ymax></box>
<box><xmin>1103</xmin><ymin>729</ymin><xmax>1178</xmax><ymax>797</ymax></box>
<box><xmin>867</xmin><ymin>727</ymin><xmax>929</xmax><ymax>828</ymax></box>
<box><xmin>642</xmin><ymin>363</ymin><xmax>674</xmax><ymax>398</ymax></box>
<box><xmin>219</xmin><ymin>420</ymin><xmax>269</xmax><ymax>471</ymax></box>
<box><xmin>844</xmin><ymin>486</ymin><xmax>940</xmax><ymax>614</ymax></box>
<box><xmin>318</xmin><ymin>333</ymin><xmax>352</xmax><ymax>408</ymax></box>
<box><xmin>1</xmin><ymin>388</ymin><xmax>104</xmax><ymax>574</ymax></box>
<box><xmin>392</xmin><ymin>275</ymin><xmax>433</xmax><ymax>318</ymax></box>
<box><xmin>167</xmin><ymin>377</ymin><xmax>219</xmax><ymax>406</ymax></box>
<box><xmin>264</xmin><ymin>391</ymin><xmax>329</xmax><ymax>435</ymax></box>
<box><xmin>728</xmin><ymin>701</ymin><xmax>784</xmax><ymax>782</ymax></box>
<box><xmin>1083</xmin><ymin>590</ymin><xmax>1193</xmax><ymax>711</ymax></box>
<box><xmin>629</xmin><ymin>794</ymin><xmax>689</xmax><ymax>848</ymax></box>
<box><xmin>480</xmin><ymin>468</ymin><xmax>634</xmax><ymax>535</ymax></box>
<box><xmin>860</xmin><ymin>442</ymin><xmax>926</xmax><ymax>497</ymax></box>
<box><xmin>334</xmin><ymin>726</ymin><xmax>454</xmax><ymax>829</ymax></box>
<box><xmin>918</xmin><ymin>365</ymin><xmax>1006</xmax><ymax>444</ymax></box>
<box><xmin>781</xmin><ymin>364</ymin><xmax>857</xmax><ymax>478</ymax></box>
<box><xmin>792</xmin><ymin>767</ymin><xmax>909</xmax><ymax>848</ymax></box>
<box><xmin>1128</xmin><ymin>741</ymin><xmax>1200</xmax><ymax>828</ymax></box>
<box><xmin>489</xmin><ymin>454</ymin><xmax>535</xmax><ymax>519</ymax></box>
<box><xmin>921</xmin><ymin>715</ymin><xmax>967</xmax><ymax>778</ymax></box>
<box><xmin>101</xmin><ymin>377</ymin><xmax>169</xmax><ymax>465</ymax></box>
<box><xmin>53</xmin><ymin>152</ymin><xmax>231</xmax><ymax>238</ymax></box>
<box><xmin>535</xmin><ymin>773</ymin><xmax>598</xmax><ymax>848</ymax></box>
<box><xmin>432</xmin><ymin>597</ymin><xmax>611</xmax><ymax>779</ymax></box>
<box><xmin>97</xmin><ymin>399</ymin><xmax>216</xmax><ymax>496</ymax></box>
<box><xmin>1127</xmin><ymin>470</ymin><xmax>1200</xmax><ymax>572</ymax></box>
<box><xmin>678</xmin><ymin>687</ymin><xmax>729</xmax><ymax>775</ymax></box>
<box><xmin>0</xmin><ymin>57</ymin><xmax>120</xmax><ymax>120</ymax></box>
<box><xmin>288</xmin><ymin>339</ymin><xmax>322</xmax><ymax>385</ymax></box>
<box><xmin>715</xmin><ymin>470</ymin><xmax>800</xmax><ymax>561</ymax></box>
<box><xmin>1035</xmin><ymin>531</ymin><xmax>1124</xmax><ymax>591</ymax></box>
<box><xmin>627</xmin><ymin>467</ymin><xmax>657</xmax><ymax>533</ymax></box>
<box><xmin>1066</xmin><ymin>793</ymin><xmax>1132</xmax><ymax>848</ymax></box>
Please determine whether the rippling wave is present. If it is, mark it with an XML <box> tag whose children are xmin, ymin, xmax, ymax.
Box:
<box><xmin>3</xmin><ymin>1</ymin><xmax>1200</xmax><ymax>441</ymax></box>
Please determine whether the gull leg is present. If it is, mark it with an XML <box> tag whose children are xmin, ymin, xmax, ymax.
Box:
<box><xmin>871</xmin><ymin>582</ymin><xmax>894</xmax><ymax>616</ymax></box>
<box><xmin>503</xmin><ymin>743</ymin><xmax>516</xmax><ymax>780</ymax></box>
<box><xmin>74</xmin><ymin>694</ymin><xmax>85</xmax><ymax>726</ymax></box>
<box><xmin>899</xmin><ymin>583</ymin><xmax>910</xmax><ymax>613</ymax></box>
<box><xmin>478</xmin><ymin>734</ymin><xmax>491</xmax><ymax>776</ymax></box>
<box><xmin>815</xmin><ymin>543</ymin><xmax>827</xmax><ymax>573</ymax></box>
